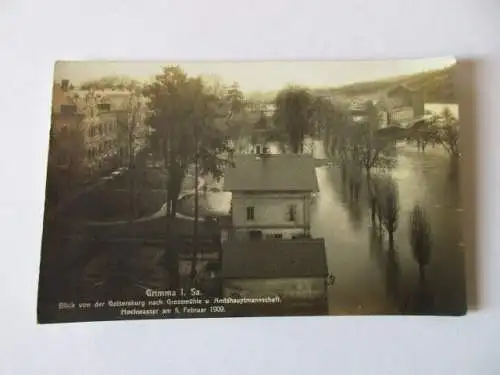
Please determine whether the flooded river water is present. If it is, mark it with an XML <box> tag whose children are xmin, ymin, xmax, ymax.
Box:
<box><xmin>311</xmin><ymin>140</ymin><xmax>465</xmax><ymax>315</ymax></box>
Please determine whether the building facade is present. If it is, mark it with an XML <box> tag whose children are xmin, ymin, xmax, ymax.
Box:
<box><xmin>384</xmin><ymin>83</ymin><xmax>425</xmax><ymax>126</ymax></box>
<box><xmin>348</xmin><ymin>99</ymin><xmax>380</xmax><ymax>130</ymax></box>
<box><xmin>50</xmin><ymin>81</ymin><xmax>149</xmax><ymax>182</ymax></box>
<box><xmin>230</xmin><ymin>191</ymin><xmax>313</xmax><ymax>240</ymax></box>
<box><xmin>221</xmin><ymin>239</ymin><xmax>329</xmax><ymax>315</ymax></box>
<box><xmin>222</xmin><ymin>153</ymin><xmax>319</xmax><ymax>242</ymax></box>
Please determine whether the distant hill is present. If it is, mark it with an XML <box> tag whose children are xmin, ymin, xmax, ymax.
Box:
<box><xmin>324</xmin><ymin>64</ymin><xmax>457</xmax><ymax>103</ymax></box>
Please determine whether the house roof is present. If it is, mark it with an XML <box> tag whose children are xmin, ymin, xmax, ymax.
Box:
<box><xmin>222</xmin><ymin>239</ymin><xmax>328</xmax><ymax>279</ymax></box>
<box><xmin>386</xmin><ymin>83</ymin><xmax>420</xmax><ymax>97</ymax></box>
<box><xmin>60</xmin><ymin>89</ymin><xmax>148</xmax><ymax>113</ymax></box>
<box><xmin>223</xmin><ymin>154</ymin><xmax>319</xmax><ymax>192</ymax></box>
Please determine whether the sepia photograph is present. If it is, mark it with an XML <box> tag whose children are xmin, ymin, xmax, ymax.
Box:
<box><xmin>37</xmin><ymin>58</ymin><xmax>466</xmax><ymax>323</ymax></box>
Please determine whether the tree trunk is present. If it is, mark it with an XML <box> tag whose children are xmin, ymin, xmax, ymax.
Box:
<box><xmin>370</xmin><ymin>199</ymin><xmax>376</xmax><ymax>223</ymax></box>
<box><xmin>418</xmin><ymin>264</ymin><xmax>426</xmax><ymax>284</ymax></box>
<box><xmin>388</xmin><ymin>231</ymin><xmax>395</xmax><ymax>252</ymax></box>
<box><xmin>128</xmin><ymin>132</ymin><xmax>135</xmax><ymax>221</ymax></box>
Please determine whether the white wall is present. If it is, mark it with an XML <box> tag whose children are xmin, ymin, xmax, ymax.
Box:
<box><xmin>231</xmin><ymin>192</ymin><xmax>312</xmax><ymax>229</ymax></box>
<box><xmin>224</xmin><ymin>278</ymin><xmax>326</xmax><ymax>300</ymax></box>
<box><xmin>425</xmin><ymin>103</ymin><xmax>459</xmax><ymax>119</ymax></box>
<box><xmin>232</xmin><ymin>227</ymin><xmax>305</xmax><ymax>240</ymax></box>
<box><xmin>390</xmin><ymin>106</ymin><xmax>414</xmax><ymax>124</ymax></box>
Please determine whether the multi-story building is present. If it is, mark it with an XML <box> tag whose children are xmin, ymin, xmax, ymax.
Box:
<box><xmin>383</xmin><ymin>83</ymin><xmax>425</xmax><ymax>126</ymax></box>
<box><xmin>50</xmin><ymin>80</ymin><xmax>148</xmax><ymax>181</ymax></box>
<box><xmin>217</xmin><ymin>148</ymin><xmax>328</xmax><ymax>315</ymax></box>
<box><xmin>221</xmin><ymin>150</ymin><xmax>319</xmax><ymax>242</ymax></box>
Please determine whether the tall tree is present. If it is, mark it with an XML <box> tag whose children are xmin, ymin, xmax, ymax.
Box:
<box><xmin>435</xmin><ymin>107</ymin><xmax>460</xmax><ymax>157</ymax></box>
<box><xmin>144</xmin><ymin>66</ymin><xmax>234</xmax><ymax>285</ymax></box>
<box><xmin>225</xmin><ymin>81</ymin><xmax>245</xmax><ymax>115</ymax></box>
<box><xmin>379</xmin><ymin>176</ymin><xmax>400</xmax><ymax>251</ymax></box>
<box><xmin>46</xmin><ymin>118</ymin><xmax>86</xmax><ymax>208</ymax></box>
<box><xmin>409</xmin><ymin>204</ymin><xmax>432</xmax><ymax>283</ymax></box>
<box><xmin>116</xmin><ymin>92</ymin><xmax>151</xmax><ymax>219</ymax></box>
<box><xmin>273</xmin><ymin>86</ymin><xmax>313</xmax><ymax>153</ymax></box>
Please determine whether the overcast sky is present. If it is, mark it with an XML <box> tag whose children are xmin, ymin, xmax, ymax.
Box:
<box><xmin>54</xmin><ymin>57</ymin><xmax>456</xmax><ymax>93</ymax></box>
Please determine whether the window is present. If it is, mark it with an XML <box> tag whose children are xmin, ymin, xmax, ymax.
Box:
<box><xmin>60</xmin><ymin>104</ymin><xmax>77</xmax><ymax>115</ymax></box>
<box><xmin>287</xmin><ymin>205</ymin><xmax>296</xmax><ymax>222</ymax></box>
<box><xmin>97</xmin><ymin>103</ymin><xmax>111</xmax><ymax>112</ymax></box>
<box><xmin>246</xmin><ymin>206</ymin><xmax>255</xmax><ymax>221</ymax></box>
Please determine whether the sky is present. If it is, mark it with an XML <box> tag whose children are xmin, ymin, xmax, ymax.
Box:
<box><xmin>54</xmin><ymin>57</ymin><xmax>456</xmax><ymax>93</ymax></box>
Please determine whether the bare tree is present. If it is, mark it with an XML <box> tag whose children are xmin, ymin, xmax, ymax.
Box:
<box><xmin>116</xmin><ymin>92</ymin><xmax>152</xmax><ymax>220</ymax></box>
<box><xmin>409</xmin><ymin>204</ymin><xmax>432</xmax><ymax>283</ymax></box>
<box><xmin>379</xmin><ymin>177</ymin><xmax>399</xmax><ymax>251</ymax></box>
<box><xmin>431</xmin><ymin>107</ymin><xmax>460</xmax><ymax>157</ymax></box>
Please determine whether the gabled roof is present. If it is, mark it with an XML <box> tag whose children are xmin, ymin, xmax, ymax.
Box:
<box><xmin>386</xmin><ymin>82</ymin><xmax>420</xmax><ymax>97</ymax></box>
<box><xmin>223</xmin><ymin>154</ymin><xmax>319</xmax><ymax>192</ymax></box>
<box><xmin>222</xmin><ymin>239</ymin><xmax>328</xmax><ymax>279</ymax></box>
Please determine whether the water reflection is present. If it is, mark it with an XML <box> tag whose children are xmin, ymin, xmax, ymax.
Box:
<box><xmin>311</xmin><ymin>141</ymin><xmax>465</xmax><ymax>315</ymax></box>
<box><xmin>385</xmin><ymin>248</ymin><xmax>401</xmax><ymax>305</ymax></box>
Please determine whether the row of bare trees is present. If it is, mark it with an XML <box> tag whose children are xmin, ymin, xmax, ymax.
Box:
<box><xmin>409</xmin><ymin>107</ymin><xmax>460</xmax><ymax>157</ymax></box>
<box><xmin>369</xmin><ymin>176</ymin><xmax>432</xmax><ymax>283</ymax></box>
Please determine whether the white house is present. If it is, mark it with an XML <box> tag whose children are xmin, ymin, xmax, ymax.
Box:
<box><xmin>221</xmin><ymin>152</ymin><xmax>319</xmax><ymax>242</ymax></box>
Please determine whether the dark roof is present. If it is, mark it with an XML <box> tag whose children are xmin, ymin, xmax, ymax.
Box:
<box><xmin>223</xmin><ymin>154</ymin><xmax>319</xmax><ymax>192</ymax></box>
<box><xmin>349</xmin><ymin>98</ymin><xmax>373</xmax><ymax>112</ymax></box>
<box><xmin>222</xmin><ymin>239</ymin><xmax>328</xmax><ymax>279</ymax></box>
<box><xmin>386</xmin><ymin>83</ymin><xmax>419</xmax><ymax>96</ymax></box>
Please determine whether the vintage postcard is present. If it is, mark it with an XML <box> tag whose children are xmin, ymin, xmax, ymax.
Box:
<box><xmin>37</xmin><ymin>58</ymin><xmax>466</xmax><ymax>323</ymax></box>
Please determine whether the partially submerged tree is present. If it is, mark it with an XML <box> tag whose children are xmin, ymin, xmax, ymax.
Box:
<box><xmin>273</xmin><ymin>86</ymin><xmax>313</xmax><ymax>153</ymax></box>
<box><xmin>430</xmin><ymin>107</ymin><xmax>460</xmax><ymax>157</ymax></box>
<box><xmin>379</xmin><ymin>177</ymin><xmax>399</xmax><ymax>251</ymax></box>
<box><xmin>409</xmin><ymin>204</ymin><xmax>432</xmax><ymax>283</ymax></box>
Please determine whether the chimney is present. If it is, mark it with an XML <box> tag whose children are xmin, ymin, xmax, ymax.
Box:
<box><xmin>61</xmin><ymin>79</ymin><xmax>70</xmax><ymax>91</ymax></box>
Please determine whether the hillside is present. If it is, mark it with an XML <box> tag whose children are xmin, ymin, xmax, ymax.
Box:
<box><xmin>328</xmin><ymin>64</ymin><xmax>457</xmax><ymax>103</ymax></box>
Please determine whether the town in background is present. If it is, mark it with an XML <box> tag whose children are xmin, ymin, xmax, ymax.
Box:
<box><xmin>38</xmin><ymin>60</ymin><xmax>463</xmax><ymax>323</ymax></box>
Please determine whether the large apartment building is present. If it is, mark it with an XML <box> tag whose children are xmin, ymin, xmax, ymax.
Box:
<box><xmin>50</xmin><ymin>80</ymin><xmax>148</xmax><ymax>181</ymax></box>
